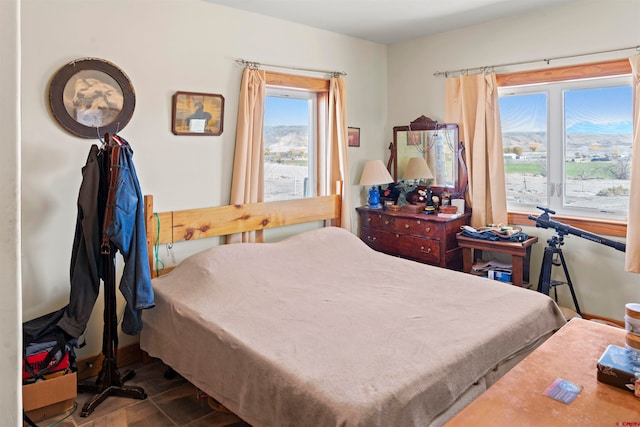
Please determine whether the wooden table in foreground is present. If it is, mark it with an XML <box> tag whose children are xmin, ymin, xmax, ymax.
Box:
<box><xmin>446</xmin><ymin>318</ymin><xmax>639</xmax><ymax>426</ymax></box>
<box><xmin>456</xmin><ymin>233</ymin><xmax>538</xmax><ymax>287</ymax></box>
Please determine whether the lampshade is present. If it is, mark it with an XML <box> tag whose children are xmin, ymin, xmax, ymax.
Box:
<box><xmin>359</xmin><ymin>160</ymin><xmax>394</xmax><ymax>186</ymax></box>
<box><xmin>402</xmin><ymin>157</ymin><xmax>434</xmax><ymax>180</ymax></box>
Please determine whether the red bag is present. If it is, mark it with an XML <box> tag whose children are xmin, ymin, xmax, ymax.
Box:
<box><xmin>23</xmin><ymin>348</ymin><xmax>70</xmax><ymax>380</ymax></box>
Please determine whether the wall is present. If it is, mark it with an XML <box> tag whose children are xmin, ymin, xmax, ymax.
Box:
<box><xmin>20</xmin><ymin>0</ymin><xmax>387</xmax><ymax>361</ymax></box>
<box><xmin>2</xmin><ymin>0</ymin><xmax>21</xmax><ymax>423</ymax></box>
<box><xmin>387</xmin><ymin>0</ymin><xmax>640</xmax><ymax>320</ymax></box>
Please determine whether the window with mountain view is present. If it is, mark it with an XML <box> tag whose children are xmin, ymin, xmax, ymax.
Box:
<box><xmin>264</xmin><ymin>88</ymin><xmax>317</xmax><ymax>202</ymax></box>
<box><xmin>498</xmin><ymin>74</ymin><xmax>632</xmax><ymax>220</ymax></box>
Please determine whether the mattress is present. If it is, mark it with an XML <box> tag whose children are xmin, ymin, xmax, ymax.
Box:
<box><xmin>140</xmin><ymin>226</ymin><xmax>566</xmax><ymax>426</ymax></box>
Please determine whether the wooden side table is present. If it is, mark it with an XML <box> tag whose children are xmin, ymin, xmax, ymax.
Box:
<box><xmin>456</xmin><ymin>233</ymin><xmax>538</xmax><ymax>287</ymax></box>
<box><xmin>445</xmin><ymin>318</ymin><xmax>639</xmax><ymax>426</ymax></box>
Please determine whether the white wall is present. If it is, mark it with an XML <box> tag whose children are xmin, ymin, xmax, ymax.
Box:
<box><xmin>2</xmin><ymin>0</ymin><xmax>21</xmax><ymax>423</ymax></box>
<box><xmin>20</xmin><ymin>0</ymin><xmax>387</xmax><ymax>361</ymax></box>
<box><xmin>11</xmin><ymin>0</ymin><xmax>640</xmax><ymax>420</ymax></box>
<box><xmin>387</xmin><ymin>0</ymin><xmax>640</xmax><ymax>320</ymax></box>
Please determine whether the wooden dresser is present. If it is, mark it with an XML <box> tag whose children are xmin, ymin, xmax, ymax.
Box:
<box><xmin>356</xmin><ymin>206</ymin><xmax>470</xmax><ymax>270</ymax></box>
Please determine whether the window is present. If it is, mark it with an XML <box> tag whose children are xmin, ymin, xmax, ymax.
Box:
<box><xmin>264</xmin><ymin>88</ymin><xmax>317</xmax><ymax>202</ymax></box>
<box><xmin>262</xmin><ymin>72</ymin><xmax>329</xmax><ymax>202</ymax></box>
<box><xmin>498</xmin><ymin>69</ymin><xmax>632</xmax><ymax>221</ymax></box>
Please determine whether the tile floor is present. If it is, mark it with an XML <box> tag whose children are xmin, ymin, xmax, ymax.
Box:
<box><xmin>28</xmin><ymin>360</ymin><xmax>251</xmax><ymax>427</ymax></box>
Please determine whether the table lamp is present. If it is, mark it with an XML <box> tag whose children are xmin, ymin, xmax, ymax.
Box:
<box><xmin>403</xmin><ymin>157</ymin><xmax>434</xmax><ymax>183</ymax></box>
<box><xmin>403</xmin><ymin>157</ymin><xmax>434</xmax><ymax>204</ymax></box>
<box><xmin>359</xmin><ymin>160</ymin><xmax>394</xmax><ymax>208</ymax></box>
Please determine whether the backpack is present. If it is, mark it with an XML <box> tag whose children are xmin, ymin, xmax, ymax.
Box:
<box><xmin>22</xmin><ymin>307</ymin><xmax>77</xmax><ymax>382</ymax></box>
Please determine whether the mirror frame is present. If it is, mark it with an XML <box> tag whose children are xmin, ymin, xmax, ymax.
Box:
<box><xmin>390</xmin><ymin>115</ymin><xmax>468</xmax><ymax>198</ymax></box>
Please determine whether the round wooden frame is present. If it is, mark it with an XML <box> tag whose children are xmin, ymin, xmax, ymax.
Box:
<box><xmin>48</xmin><ymin>58</ymin><xmax>135</xmax><ymax>139</ymax></box>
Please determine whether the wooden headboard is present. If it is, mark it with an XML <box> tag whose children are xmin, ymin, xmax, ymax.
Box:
<box><xmin>144</xmin><ymin>195</ymin><xmax>342</xmax><ymax>278</ymax></box>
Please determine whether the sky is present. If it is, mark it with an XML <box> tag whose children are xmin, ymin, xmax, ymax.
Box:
<box><xmin>264</xmin><ymin>96</ymin><xmax>309</xmax><ymax>127</ymax></box>
<box><xmin>265</xmin><ymin>84</ymin><xmax>633</xmax><ymax>134</ymax></box>
<box><xmin>499</xmin><ymin>84</ymin><xmax>632</xmax><ymax>134</ymax></box>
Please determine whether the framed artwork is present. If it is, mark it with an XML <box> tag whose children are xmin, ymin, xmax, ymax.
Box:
<box><xmin>48</xmin><ymin>58</ymin><xmax>136</xmax><ymax>139</ymax></box>
<box><xmin>348</xmin><ymin>127</ymin><xmax>360</xmax><ymax>147</ymax></box>
<box><xmin>172</xmin><ymin>91</ymin><xmax>225</xmax><ymax>135</ymax></box>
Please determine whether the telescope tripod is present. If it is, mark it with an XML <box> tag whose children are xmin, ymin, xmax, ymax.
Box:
<box><xmin>537</xmin><ymin>233</ymin><xmax>582</xmax><ymax>316</ymax></box>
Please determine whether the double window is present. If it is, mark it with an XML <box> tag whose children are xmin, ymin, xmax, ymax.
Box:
<box><xmin>498</xmin><ymin>62</ymin><xmax>633</xmax><ymax>221</ymax></box>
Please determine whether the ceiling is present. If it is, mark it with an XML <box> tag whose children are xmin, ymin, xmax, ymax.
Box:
<box><xmin>204</xmin><ymin>0</ymin><xmax>571</xmax><ymax>44</ymax></box>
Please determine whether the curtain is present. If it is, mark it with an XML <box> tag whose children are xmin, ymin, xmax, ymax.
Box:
<box><xmin>444</xmin><ymin>72</ymin><xmax>508</xmax><ymax>228</ymax></box>
<box><xmin>626</xmin><ymin>55</ymin><xmax>640</xmax><ymax>273</ymax></box>
<box><xmin>228</xmin><ymin>67</ymin><xmax>266</xmax><ymax>243</ymax></box>
<box><xmin>324</xmin><ymin>77</ymin><xmax>351</xmax><ymax>230</ymax></box>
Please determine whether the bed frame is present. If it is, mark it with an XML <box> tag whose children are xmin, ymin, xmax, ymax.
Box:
<box><xmin>144</xmin><ymin>194</ymin><xmax>342</xmax><ymax>278</ymax></box>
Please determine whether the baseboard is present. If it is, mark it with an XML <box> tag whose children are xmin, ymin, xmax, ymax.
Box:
<box><xmin>75</xmin><ymin>343</ymin><xmax>143</xmax><ymax>381</ymax></box>
<box><xmin>581</xmin><ymin>312</ymin><xmax>624</xmax><ymax>328</ymax></box>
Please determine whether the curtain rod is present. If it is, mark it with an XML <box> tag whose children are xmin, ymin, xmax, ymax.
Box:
<box><xmin>433</xmin><ymin>44</ymin><xmax>640</xmax><ymax>77</ymax></box>
<box><xmin>235</xmin><ymin>58</ymin><xmax>346</xmax><ymax>77</ymax></box>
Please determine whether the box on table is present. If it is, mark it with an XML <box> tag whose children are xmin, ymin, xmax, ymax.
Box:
<box><xmin>401</xmin><ymin>203</ymin><xmax>426</xmax><ymax>214</ymax></box>
<box><xmin>23</xmin><ymin>372</ymin><xmax>76</xmax><ymax>421</ymax></box>
<box><xmin>596</xmin><ymin>345</ymin><xmax>639</xmax><ymax>393</ymax></box>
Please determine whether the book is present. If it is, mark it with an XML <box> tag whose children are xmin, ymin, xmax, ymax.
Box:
<box><xmin>437</xmin><ymin>212</ymin><xmax>461</xmax><ymax>218</ymax></box>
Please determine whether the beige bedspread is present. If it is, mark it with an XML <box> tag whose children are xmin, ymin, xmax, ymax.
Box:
<box><xmin>141</xmin><ymin>226</ymin><xmax>566</xmax><ymax>427</ymax></box>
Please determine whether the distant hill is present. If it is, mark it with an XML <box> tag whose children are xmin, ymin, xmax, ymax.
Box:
<box><xmin>264</xmin><ymin>125</ymin><xmax>308</xmax><ymax>153</ymax></box>
<box><xmin>502</xmin><ymin>131</ymin><xmax>632</xmax><ymax>157</ymax></box>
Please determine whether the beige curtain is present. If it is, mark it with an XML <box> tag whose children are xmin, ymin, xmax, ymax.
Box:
<box><xmin>228</xmin><ymin>67</ymin><xmax>266</xmax><ymax>243</ymax></box>
<box><xmin>444</xmin><ymin>72</ymin><xmax>508</xmax><ymax>228</ymax></box>
<box><xmin>323</xmin><ymin>77</ymin><xmax>351</xmax><ymax>230</ymax></box>
<box><xmin>626</xmin><ymin>55</ymin><xmax>640</xmax><ymax>273</ymax></box>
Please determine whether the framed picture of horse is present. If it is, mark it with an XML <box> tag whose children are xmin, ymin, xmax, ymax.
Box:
<box><xmin>171</xmin><ymin>91</ymin><xmax>225</xmax><ymax>136</ymax></box>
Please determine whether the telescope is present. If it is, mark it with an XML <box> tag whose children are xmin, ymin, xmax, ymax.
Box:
<box><xmin>528</xmin><ymin>206</ymin><xmax>626</xmax><ymax>253</ymax></box>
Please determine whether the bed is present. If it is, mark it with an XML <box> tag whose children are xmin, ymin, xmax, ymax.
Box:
<box><xmin>140</xmin><ymin>194</ymin><xmax>566</xmax><ymax>427</ymax></box>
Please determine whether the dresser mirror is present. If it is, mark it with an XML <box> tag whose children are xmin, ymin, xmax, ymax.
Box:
<box><xmin>390</xmin><ymin>115</ymin><xmax>468</xmax><ymax>198</ymax></box>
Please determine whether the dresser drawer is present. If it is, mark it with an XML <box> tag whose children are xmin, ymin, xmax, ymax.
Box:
<box><xmin>360</xmin><ymin>227</ymin><xmax>390</xmax><ymax>252</ymax></box>
<box><xmin>361</xmin><ymin>211</ymin><xmax>396</xmax><ymax>232</ymax></box>
<box><xmin>361</xmin><ymin>227</ymin><xmax>440</xmax><ymax>265</ymax></box>
<box><xmin>356</xmin><ymin>206</ymin><xmax>469</xmax><ymax>269</ymax></box>
<box><xmin>394</xmin><ymin>217</ymin><xmax>440</xmax><ymax>239</ymax></box>
<box><xmin>395</xmin><ymin>234</ymin><xmax>441</xmax><ymax>264</ymax></box>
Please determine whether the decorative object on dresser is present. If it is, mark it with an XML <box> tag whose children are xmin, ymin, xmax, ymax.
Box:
<box><xmin>357</xmin><ymin>206</ymin><xmax>470</xmax><ymax>270</ymax></box>
<box><xmin>359</xmin><ymin>160</ymin><xmax>394</xmax><ymax>209</ymax></box>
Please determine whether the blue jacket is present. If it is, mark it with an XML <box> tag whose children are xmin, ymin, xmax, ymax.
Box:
<box><xmin>106</xmin><ymin>139</ymin><xmax>154</xmax><ymax>335</ymax></box>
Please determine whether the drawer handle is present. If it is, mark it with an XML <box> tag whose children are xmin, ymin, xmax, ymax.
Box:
<box><xmin>384</xmin><ymin>220</ymin><xmax>390</xmax><ymax>225</ymax></box>
<box><xmin>367</xmin><ymin>236</ymin><xmax>376</xmax><ymax>242</ymax></box>
<box><xmin>425</xmin><ymin>227</ymin><xmax>431</xmax><ymax>233</ymax></box>
<box><xmin>420</xmin><ymin>246</ymin><xmax>432</xmax><ymax>254</ymax></box>
<box><xmin>367</xmin><ymin>217</ymin><xmax>371</xmax><ymax>222</ymax></box>
<box><xmin>404</xmin><ymin>224</ymin><xmax>410</xmax><ymax>229</ymax></box>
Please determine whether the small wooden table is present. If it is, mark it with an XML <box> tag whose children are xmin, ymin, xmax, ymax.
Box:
<box><xmin>456</xmin><ymin>233</ymin><xmax>538</xmax><ymax>287</ymax></box>
<box><xmin>446</xmin><ymin>318</ymin><xmax>639</xmax><ymax>426</ymax></box>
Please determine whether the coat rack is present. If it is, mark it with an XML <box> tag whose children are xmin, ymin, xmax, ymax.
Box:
<box><xmin>77</xmin><ymin>133</ymin><xmax>147</xmax><ymax>417</ymax></box>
